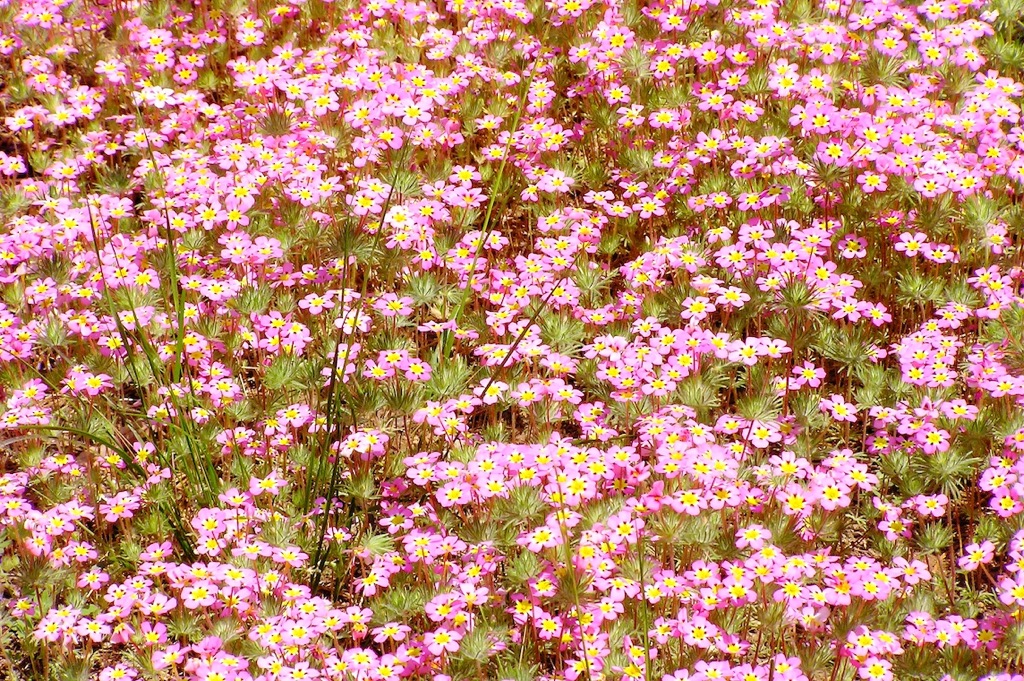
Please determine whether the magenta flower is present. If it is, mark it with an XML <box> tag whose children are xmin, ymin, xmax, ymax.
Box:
<box><xmin>959</xmin><ymin>541</ymin><xmax>996</xmax><ymax>571</ymax></box>
<box><xmin>181</xmin><ymin>583</ymin><xmax>218</xmax><ymax>609</ymax></box>
<box><xmin>821</xmin><ymin>394</ymin><xmax>858</xmax><ymax>422</ymax></box>
<box><xmin>425</xmin><ymin>628</ymin><xmax>462</xmax><ymax>656</ymax></box>
<box><xmin>98</xmin><ymin>493</ymin><xmax>140</xmax><ymax>523</ymax></box>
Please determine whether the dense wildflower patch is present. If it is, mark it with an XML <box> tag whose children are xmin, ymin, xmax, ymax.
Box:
<box><xmin>3</xmin><ymin>0</ymin><xmax>1024</xmax><ymax>679</ymax></box>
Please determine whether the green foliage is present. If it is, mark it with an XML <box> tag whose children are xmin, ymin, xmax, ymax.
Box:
<box><xmin>373</xmin><ymin>585</ymin><xmax>432</xmax><ymax>623</ymax></box>
<box><xmin>916</xmin><ymin>521</ymin><xmax>953</xmax><ymax>555</ymax></box>
<box><xmin>426</xmin><ymin>354</ymin><xmax>472</xmax><ymax>400</ymax></box>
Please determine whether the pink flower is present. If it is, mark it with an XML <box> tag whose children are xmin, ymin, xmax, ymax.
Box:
<box><xmin>401</xmin><ymin>358</ymin><xmax>433</xmax><ymax>382</ymax></box>
<box><xmin>735</xmin><ymin>524</ymin><xmax>770</xmax><ymax>550</ymax></box>
<box><xmin>820</xmin><ymin>394</ymin><xmax>857</xmax><ymax>422</ymax></box>
<box><xmin>680</xmin><ymin>296</ymin><xmax>715</xmax><ymax>323</ymax></box>
<box><xmin>1000</xmin><ymin>575</ymin><xmax>1024</xmax><ymax>606</ymax></box>
<box><xmin>152</xmin><ymin>644</ymin><xmax>188</xmax><ymax>670</ymax></box>
<box><xmin>858</xmin><ymin>657</ymin><xmax>892</xmax><ymax>681</ymax></box>
<box><xmin>140</xmin><ymin>621</ymin><xmax>168</xmax><ymax>646</ymax></box>
<box><xmin>518</xmin><ymin>525</ymin><xmax>562</xmax><ymax>552</ymax></box>
<box><xmin>436</xmin><ymin>481</ymin><xmax>471</xmax><ymax>508</ymax></box>
<box><xmin>425</xmin><ymin>628</ymin><xmax>462</xmax><ymax>656</ymax></box>
<box><xmin>857</xmin><ymin>172</ymin><xmax>888</xmax><ymax>193</ymax></box>
<box><xmin>959</xmin><ymin>541</ymin><xmax>995</xmax><ymax>571</ymax></box>
<box><xmin>363</xmin><ymin>360</ymin><xmax>395</xmax><ymax>380</ymax></box>
<box><xmin>792</xmin><ymin>362</ymin><xmax>825</xmax><ymax>388</ymax></box>
<box><xmin>181</xmin><ymin>582</ymin><xmax>218</xmax><ymax>609</ymax></box>
<box><xmin>78</xmin><ymin>568</ymin><xmax>110</xmax><ymax>590</ymax></box>
<box><xmin>862</xmin><ymin>302</ymin><xmax>892</xmax><ymax>326</ymax></box>
<box><xmin>894</xmin><ymin>232</ymin><xmax>927</xmax><ymax>257</ymax></box>
<box><xmin>272</xmin><ymin>546</ymin><xmax>308</xmax><ymax>568</ymax></box>
<box><xmin>299</xmin><ymin>292</ymin><xmax>334</xmax><ymax>315</ymax></box>
<box><xmin>374</xmin><ymin>293</ymin><xmax>414</xmax><ymax>317</ymax></box>
<box><xmin>249</xmin><ymin>472</ymin><xmax>287</xmax><ymax>497</ymax></box>
<box><xmin>99</xmin><ymin>493</ymin><xmax>139</xmax><ymax>522</ymax></box>
<box><xmin>916</xmin><ymin>427</ymin><xmax>951</xmax><ymax>454</ymax></box>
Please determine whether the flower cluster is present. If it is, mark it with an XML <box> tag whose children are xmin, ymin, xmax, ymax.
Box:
<box><xmin>2</xmin><ymin>0</ymin><xmax>1024</xmax><ymax>679</ymax></box>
